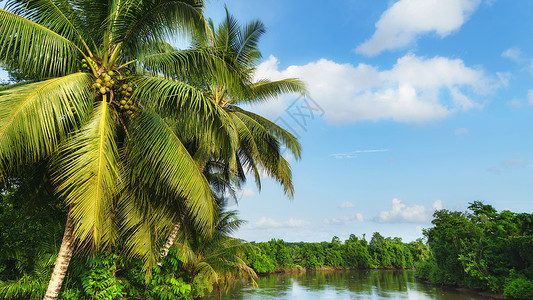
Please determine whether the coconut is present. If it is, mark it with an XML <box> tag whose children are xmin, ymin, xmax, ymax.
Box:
<box><xmin>124</xmin><ymin>105</ymin><xmax>130</xmax><ymax>110</ymax></box>
<box><xmin>108</xmin><ymin>71</ymin><xmax>114</xmax><ymax>76</ymax></box>
<box><xmin>120</xmin><ymin>100</ymin><xmax>127</xmax><ymax>105</ymax></box>
<box><xmin>96</xmin><ymin>78</ymin><xmax>103</xmax><ymax>84</ymax></box>
<box><xmin>127</xmin><ymin>87</ymin><xmax>133</xmax><ymax>92</ymax></box>
<box><xmin>99</xmin><ymin>87</ymin><xmax>106</xmax><ymax>94</ymax></box>
<box><xmin>122</xmin><ymin>84</ymin><xmax>128</xmax><ymax>90</ymax></box>
<box><xmin>95</xmin><ymin>83</ymin><xmax>102</xmax><ymax>89</ymax></box>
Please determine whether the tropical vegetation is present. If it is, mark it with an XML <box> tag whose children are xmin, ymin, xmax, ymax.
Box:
<box><xmin>244</xmin><ymin>234</ymin><xmax>430</xmax><ymax>273</ymax></box>
<box><xmin>416</xmin><ymin>201</ymin><xmax>533</xmax><ymax>299</ymax></box>
<box><xmin>0</xmin><ymin>0</ymin><xmax>306</xmax><ymax>298</ymax></box>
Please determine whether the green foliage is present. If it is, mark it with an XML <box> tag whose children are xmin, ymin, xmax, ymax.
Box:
<box><xmin>244</xmin><ymin>233</ymin><xmax>429</xmax><ymax>274</ymax></box>
<box><xmin>420</xmin><ymin>201</ymin><xmax>533</xmax><ymax>297</ymax></box>
<box><xmin>503</xmin><ymin>276</ymin><xmax>533</xmax><ymax>299</ymax></box>
<box><xmin>80</xmin><ymin>255</ymin><xmax>125</xmax><ymax>300</ymax></box>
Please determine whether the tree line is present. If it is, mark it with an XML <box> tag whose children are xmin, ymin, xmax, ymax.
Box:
<box><xmin>244</xmin><ymin>234</ymin><xmax>430</xmax><ymax>273</ymax></box>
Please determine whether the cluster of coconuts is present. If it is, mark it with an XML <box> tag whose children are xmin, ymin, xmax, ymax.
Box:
<box><xmin>116</xmin><ymin>82</ymin><xmax>139</xmax><ymax>118</ymax></box>
<box><xmin>88</xmin><ymin>64</ymin><xmax>138</xmax><ymax>119</ymax></box>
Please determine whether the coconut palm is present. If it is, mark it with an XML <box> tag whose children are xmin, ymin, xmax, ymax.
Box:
<box><xmin>158</xmin><ymin>11</ymin><xmax>307</xmax><ymax>260</ymax></box>
<box><xmin>0</xmin><ymin>0</ymin><xmax>236</xmax><ymax>298</ymax></box>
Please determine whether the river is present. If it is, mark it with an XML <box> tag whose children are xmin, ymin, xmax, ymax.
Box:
<box><xmin>205</xmin><ymin>270</ymin><xmax>500</xmax><ymax>299</ymax></box>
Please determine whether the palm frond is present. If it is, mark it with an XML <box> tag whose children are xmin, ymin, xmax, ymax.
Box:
<box><xmin>235</xmin><ymin>19</ymin><xmax>265</xmax><ymax>66</ymax></box>
<box><xmin>232</xmin><ymin>111</ymin><xmax>296</xmax><ymax>197</ymax></box>
<box><xmin>125</xmin><ymin>108</ymin><xmax>215</xmax><ymax>237</ymax></box>
<box><xmin>231</xmin><ymin>106</ymin><xmax>301</xmax><ymax>159</ymax></box>
<box><xmin>0</xmin><ymin>9</ymin><xmax>80</xmax><ymax>78</ymax></box>
<box><xmin>116</xmin><ymin>0</ymin><xmax>206</xmax><ymax>53</ymax></box>
<box><xmin>235</xmin><ymin>78</ymin><xmax>307</xmax><ymax>105</ymax></box>
<box><xmin>53</xmin><ymin>101</ymin><xmax>123</xmax><ymax>249</ymax></box>
<box><xmin>0</xmin><ymin>73</ymin><xmax>92</xmax><ymax>172</ymax></box>
<box><xmin>6</xmin><ymin>0</ymin><xmax>84</xmax><ymax>43</ymax></box>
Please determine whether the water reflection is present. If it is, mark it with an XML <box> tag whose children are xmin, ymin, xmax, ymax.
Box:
<box><xmin>205</xmin><ymin>270</ymin><xmax>500</xmax><ymax>300</ymax></box>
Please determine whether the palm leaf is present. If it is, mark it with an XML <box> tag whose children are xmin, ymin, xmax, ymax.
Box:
<box><xmin>53</xmin><ymin>101</ymin><xmax>123</xmax><ymax>249</ymax></box>
<box><xmin>6</xmin><ymin>0</ymin><xmax>84</xmax><ymax>44</ymax></box>
<box><xmin>116</xmin><ymin>0</ymin><xmax>206</xmax><ymax>54</ymax></box>
<box><xmin>231</xmin><ymin>106</ymin><xmax>301</xmax><ymax>159</ymax></box>
<box><xmin>0</xmin><ymin>73</ymin><xmax>92</xmax><ymax>172</ymax></box>
<box><xmin>125</xmin><ymin>107</ymin><xmax>215</xmax><ymax>237</ymax></box>
<box><xmin>0</xmin><ymin>9</ymin><xmax>80</xmax><ymax>78</ymax></box>
<box><xmin>234</xmin><ymin>78</ymin><xmax>307</xmax><ymax>105</ymax></box>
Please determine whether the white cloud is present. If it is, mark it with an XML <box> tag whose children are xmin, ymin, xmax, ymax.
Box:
<box><xmin>501</xmin><ymin>47</ymin><xmax>522</xmax><ymax>62</ymax></box>
<box><xmin>338</xmin><ymin>201</ymin><xmax>355</xmax><ymax>208</ymax></box>
<box><xmin>432</xmin><ymin>199</ymin><xmax>443</xmax><ymax>210</ymax></box>
<box><xmin>254</xmin><ymin>217</ymin><xmax>308</xmax><ymax>229</ymax></box>
<box><xmin>253</xmin><ymin>54</ymin><xmax>499</xmax><ymax>125</ymax></box>
<box><xmin>356</xmin><ymin>0</ymin><xmax>481</xmax><ymax>56</ymax></box>
<box><xmin>324</xmin><ymin>213</ymin><xmax>364</xmax><ymax>224</ymax></box>
<box><xmin>378</xmin><ymin>198</ymin><xmax>443</xmax><ymax>223</ymax></box>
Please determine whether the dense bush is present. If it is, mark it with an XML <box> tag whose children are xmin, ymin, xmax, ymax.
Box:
<box><xmin>419</xmin><ymin>201</ymin><xmax>533</xmax><ymax>298</ymax></box>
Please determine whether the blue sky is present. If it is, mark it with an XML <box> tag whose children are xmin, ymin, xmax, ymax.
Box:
<box><xmin>1</xmin><ymin>0</ymin><xmax>531</xmax><ymax>243</ymax></box>
<box><xmin>203</xmin><ymin>0</ymin><xmax>533</xmax><ymax>243</ymax></box>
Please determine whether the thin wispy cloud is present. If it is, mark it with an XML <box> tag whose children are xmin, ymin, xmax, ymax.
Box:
<box><xmin>331</xmin><ymin>149</ymin><xmax>390</xmax><ymax>159</ymax></box>
<box><xmin>338</xmin><ymin>201</ymin><xmax>355</xmax><ymax>208</ymax></box>
<box><xmin>324</xmin><ymin>213</ymin><xmax>364</xmax><ymax>225</ymax></box>
<box><xmin>251</xmin><ymin>217</ymin><xmax>309</xmax><ymax>229</ymax></box>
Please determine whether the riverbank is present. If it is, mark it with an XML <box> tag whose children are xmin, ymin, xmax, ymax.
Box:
<box><xmin>257</xmin><ymin>265</ymin><xmax>416</xmax><ymax>276</ymax></box>
<box><xmin>416</xmin><ymin>278</ymin><xmax>503</xmax><ymax>299</ymax></box>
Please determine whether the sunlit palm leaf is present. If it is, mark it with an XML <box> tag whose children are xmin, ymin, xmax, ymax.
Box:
<box><xmin>54</xmin><ymin>101</ymin><xmax>122</xmax><ymax>248</ymax></box>
<box><xmin>125</xmin><ymin>108</ymin><xmax>215</xmax><ymax>236</ymax></box>
<box><xmin>0</xmin><ymin>9</ymin><xmax>80</xmax><ymax>77</ymax></box>
<box><xmin>6</xmin><ymin>0</ymin><xmax>84</xmax><ymax>43</ymax></box>
<box><xmin>0</xmin><ymin>73</ymin><xmax>92</xmax><ymax>172</ymax></box>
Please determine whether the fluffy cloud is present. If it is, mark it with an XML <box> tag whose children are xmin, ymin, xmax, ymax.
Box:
<box><xmin>338</xmin><ymin>201</ymin><xmax>355</xmax><ymax>208</ymax></box>
<box><xmin>254</xmin><ymin>217</ymin><xmax>308</xmax><ymax>229</ymax></box>
<box><xmin>378</xmin><ymin>198</ymin><xmax>442</xmax><ymax>223</ymax></box>
<box><xmin>324</xmin><ymin>213</ymin><xmax>364</xmax><ymax>224</ymax></box>
<box><xmin>356</xmin><ymin>0</ymin><xmax>481</xmax><ymax>56</ymax></box>
<box><xmin>253</xmin><ymin>54</ymin><xmax>499</xmax><ymax>124</ymax></box>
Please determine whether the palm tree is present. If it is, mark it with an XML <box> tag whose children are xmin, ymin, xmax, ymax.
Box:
<box><xmin>159</xmin><ymin>10</ymin><xmax>307</xmax><ymax>260</ymax></box>
<box><xmin>0</xmin><ymin>0</ymin><xmax>234</xmax><ymax>298</ymax></box>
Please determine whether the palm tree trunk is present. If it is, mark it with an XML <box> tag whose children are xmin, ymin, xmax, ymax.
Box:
<box><xmin>44</xmin><ymin>211</ymin><xmax>75</xmax><ymax>300</ymax></box>
<box><xmin>159</xmin><ymin>222</ymin><xmax>180</xmax><ymax>260</ymax></box>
